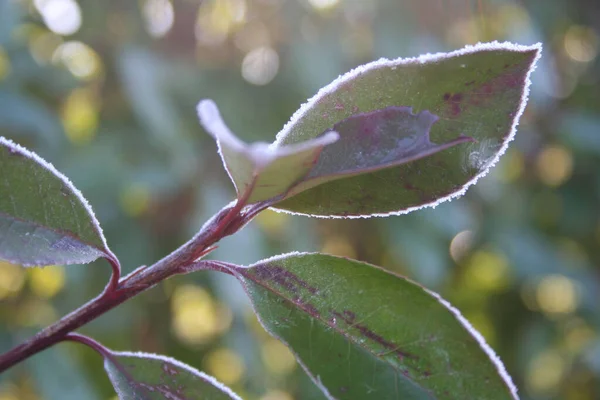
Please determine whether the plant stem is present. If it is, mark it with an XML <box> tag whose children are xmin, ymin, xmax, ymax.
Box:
<box><xmin>62</xmin><ymin>333</ymin><xmax>113</xmax><ymax>359</ymax></box>
<box><xmin>0</xmin><ymin>198</ymin><xmax>271</xmax><ymax>373</ymax></box>
<box><xmin>103</xmin><ymin>254</ymin><xmax>121</xmax><ymax>296</ymax></box>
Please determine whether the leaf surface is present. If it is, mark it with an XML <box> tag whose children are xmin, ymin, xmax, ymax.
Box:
<box><xmin>197</xmin><ymin>99</ymin><xmax>338</xmax><ymax>203</ymax></box>
<box><xmin>104</xmin><ymin>351</ymin><xmax>241</xmax><ymax>400</ymax></box>
<box><xmin>273</xmin><ymin>42</ymin><xmax>541</xmax><ymax>217</ymax></box>
<box><xmin>0</xmin><ymin>137</ymin><xmax>115</xmax><ymax>266</ymax></box>
<box><xmin>286</xmin><ymin>106</ymin><xmax>474</xmax><ymax>197</ymax></box>
<box><xmin>225</xmin><ymin>253</ymin><xmax>517</xmax><ymax>399</ymax></box>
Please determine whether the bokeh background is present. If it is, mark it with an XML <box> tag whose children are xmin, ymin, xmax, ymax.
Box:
<box><xmin>0</xmin><ymin>0</ymin><xmax>599</xmax><ymax>399</ymax></box>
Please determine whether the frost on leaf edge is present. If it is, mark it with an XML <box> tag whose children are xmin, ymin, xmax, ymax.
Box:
<box><xmin>426</xmin><ymin>290</ymin><xmax>519</xmax><ymax>399</ymax></box>
<box><xmin>0</xmin><ymin>136</ymin><xmax>115</xmax><ymax>264</ymax></box>
<box><xmin>106</xmin><ymin>350</ymin><xmax>243</xmax><ymax>400</ymax></box>
<box><xmin>197</xmin><ymin>99</ymin><xmax>339</xmax><ymax>200</ymax></box>
<box><xmin>269</xmin><ymin>41</ymin><xmax>542</xmax><ymax>219</ymax></box>
<box><xmin>230</xmin><ymin>251</ymin><xmax>518</xmax><ymax>399</ymax></box>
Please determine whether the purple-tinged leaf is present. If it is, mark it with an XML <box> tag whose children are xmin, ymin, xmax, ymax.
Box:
<box><xmin>272</xmin><ymin>41</ymin><xmax>542</xmax><ymax>217</ymax></box>
<box><xmin>220</xmin><ymin>253</ymin><xmax>518</xmax><ymax>399</ymax></box>
<box><xmin>197</xmin><ymin>99</ymin><xmax>338</xmax><ymax>203</ymax></box>
<box><xmin>0</xmin><ymin>137</ymin><xmax>116</xmax><ymax>267</ymax></box>
<box><xmin>286</xmin><ymin>106</ymin><xmax>474</xmax><ymax>197</ymax></box>
<box><xmin>104</xmin><ymin>351</ymin><xmax>241</xmax><ymax>400</ymax></box>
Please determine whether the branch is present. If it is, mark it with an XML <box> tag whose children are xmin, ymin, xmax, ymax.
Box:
<box><xmin>0</xmin><ymin>197</ymin><xmax>274</xmax><ymax>373</ymax></box>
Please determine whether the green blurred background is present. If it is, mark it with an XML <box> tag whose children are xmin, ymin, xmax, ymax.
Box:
<box><xmin>0</xmin><ymin>0</ymin><xmax>599</xmax><ymax>399</ymax></box>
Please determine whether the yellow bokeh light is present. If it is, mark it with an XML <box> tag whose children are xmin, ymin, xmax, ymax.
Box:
<box><xmin>563</xmin><ymin>318</ymin><xmax>595</xmax><ymax>353</ymax></box>
<box><xmin>204</xmin><ymin>348</ymin><xmax>245</xmax><ymax>385</ymax></box>
<box><xmin>255</xmin><ymin>209</ymin><xmax>289</xmax><ymax>237</ymax></box>
<box><xmin>29</xmin><ymin>30</ymin><xmax>64</xmax><ymax>65</ymax></box>
<box><xmin>195</xmin><ymin>0</ymin><xmax>247</xmax><ymax>46</ymax></box>
<box><xmin>494</xmin><ymin>4</ymin><xmax>531</xmax><ymax>34</ymax></box>
<box><xmin>261</xmin><ymin>339</ymin><xmax>297</xmax><ymax>375</ymax></box>
<box><xmin>564</xmin><ymin>25</ymin><xmax>599</xmax><ymax>63</ymax></box>
<box><xmin>52</xmin><ymin>41</ymin><xmax>102</xmax><ymax>80</ymax></box>
<box><xmin>15</xmin><ymin>299</ymin><xmax>57</xmax><ymax>327</ymax></box>
<box><xmin>535</xmin><ymin>145</ymin><xmax>573</xmax><ymax>187</ymax></box>
<box><xmin>307</xmin><ymin>0</ymin><xmax>340</xmax><ymax>12</ymax></box>
<box><xmin>536</xmin><ymin>275</ymin><xmax>578</xmax><ymax>315</ymax></box>
<box><xmin>449</xmin><ymin>230</ymin><xmax>473</xmax><ymax>263</ymax></box>
<box><xmin>463</xmin><ymin>312</ymin><xmax>496</xmax><ymax>347</ymax></box>
<box><xmin>28</xmin><ymin>265</ymin><xmax>66</xmax><ymax>299</ymax></box>
<box><xmin>34</xmin><ymin>0</ymin><xmax>82</xmax><ymax>36</ymax></box>
<box><xmin>0</xmin><ymin>383</ymin><xmax>20</xmax><ymax>400</ymax></box>
<box><xmin>171</xmin><ymin>284</ymin><xmax>231</xmax><ymax>346</ymax></box>
<box><xmin>61</xmin><ymin>88</ymin><xmax>98</xmax><ymax>145</ymax></box>
<box><xmin>520</xmin><ymin>281</ymin><xmax>539</xmax><ymax>312</ymax></box>
<box><xmin>0</xmin><ymin>47</ymin><xmax>11</xmax><ymax>80</ymax></box>
<box><xmin>142</xmin><ymin>0</ymin><xmax>175</xmax><ymax>38</ymax></box>
<box><xmin>321</xmin><ymin>236</ymin><xmax>357</xmax><ymax>259</ymax></box>
<box><xmin>447</xmin><ymin>18</ymin><xmax>480</xmax><ymax>45</ymax></box>
<box><xmin>0</xmin><ymin>261</ymin><xmax>26</xmax><ymax>300</ymax></box>
<box><xmin>119</xmin><ymin>185</ymin><xmax>151</xmax><ymax>217</ymax></box>
<box><xmin>241</xmin><ymin>46</ymin><xmax>280</xmax><ymax>86</ymax></box>
<box><xmin>463</xmin><ymin>250</ymin><xmax>511</xmax><ymax>292</ymax></box>
<box><xmin>498</xmin><ymin>149</ymin><xmax>524</xmax><ymax>183</ymax></box>
<box><xmin>260</xmin><ymin>390</ymin><xmax>294</xmax><ymax>400</ymax></box>
<box><xmin>526</xmin><ymin>350</ymin><xmax>565</xmax><ymax>395</ymax></box>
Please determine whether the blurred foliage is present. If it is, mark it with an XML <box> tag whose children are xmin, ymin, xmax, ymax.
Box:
<box><xmin>0</xmin><ymin>0</ymin><xmax>599</xmax><ymax>399</ymax></box>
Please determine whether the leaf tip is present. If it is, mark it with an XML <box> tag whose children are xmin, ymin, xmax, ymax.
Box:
<box><xmin>314</xmin><ymin>130</ymin><xmax>340</xmax><ymax>147</ymax></box>
<box><xmin>197</xmin><ymin>99</ymin><xmax>248</xmax><ymax>156</ymax></box>
<box><xmin>196</xmin><ymin>99</ymin><xmax>220</xmax><ymax>138</ymax></box>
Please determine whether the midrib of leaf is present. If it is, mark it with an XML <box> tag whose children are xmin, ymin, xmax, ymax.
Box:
<box><xmin>105</xmin><ymin>357</ymin><xmax>154</xmax><ymax>400</ymax></box>
<box><xmin>287</xmin><ymin>134</ymin><xmax>473</xmax><ymax>198</ymax></box>
<box><xmin>234</xmin><ymin>268</ymin><xmax>434</xmax><ymax>396</ymax></box>
<box><xmin>0</xmin><ymin>210</ymin><xmax>106</xmax><ymax>255</ymax></box>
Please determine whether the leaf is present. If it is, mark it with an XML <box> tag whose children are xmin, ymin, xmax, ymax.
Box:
<box><xmin>222</xmin><ymin>253</ymin><xmax>517</xmax><ymax>399</ymax></box>
<box><xmin>104</xmin><ymin>351</ymin><xmax>241</xmax><ymax>400</ymax></box>
<box><xmin>285</xmin><ymin>106</ymin><xmax>475</xmax><ymax>198</ymax></box>
<box><xmin>0</xmin><ymin>137</ymin><xmax>115</xmax><ymax>267</ymax></box>
<box><xmin>272</xmin><ymin>41</ymin><xmax>541</xmax><ymax>217</ymax></box>
<box><xmin>197</xmin><ymin>99</ymin><xmax>339</xmax><ymax>203</ymax></box>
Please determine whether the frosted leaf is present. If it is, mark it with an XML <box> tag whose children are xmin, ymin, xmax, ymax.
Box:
<box><xmin>0</xmin><ymin>136</ymin><xmax>116</xmax><ymax>267</ymax></box>
<box><xmin>104</xmin><ymin>350</ymin><xmax>241</xmax><ymax>400</ymax></box>
<box><xmin>219</xmin><ymin>252</ymin><xmax>518</xmax><ymax>399</ymax></box>
<box><xmin>270</xmin><ymin>41</ymin><xmax>542</xmax><ymax>218</ymax></box>
<box><xmin>197</xmin><ymin>99</ymin><xmax>338</xmax><ymax>203</ymax></box>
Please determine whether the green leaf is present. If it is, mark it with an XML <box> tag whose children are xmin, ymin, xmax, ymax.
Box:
<box><xmin>0</xmin><ymin>137</ymin><xmax>115</xmax><ymax>267</ymax></box>
<box><xmin>223</xmin><ymin>253</ymin><xmax>517</xmax><ymax>399</ymax></box>
<box><xmin>285</xmin><ymin>106</ymin><xmax>474</xmax><ymax>198</ymax></box>
<box><xmin>273</xmin><ymin>41</ymin><xmax>541</xmax><ymax>217</ymax></box>
<box><xmin>197</xmin><ymin>99</ymin><xmax>339</xmax><ymax>203</ymax></box>
<box><xmin>104</xmin><ymin>351</ymin><xmax>241</xmax><ymax>400</ymax></box>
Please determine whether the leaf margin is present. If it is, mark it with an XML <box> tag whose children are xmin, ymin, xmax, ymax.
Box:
<box><xmin>222</xmin><ymin>251</ymin><xmax>519</xmax><ymax>400</ymax></box>
<box><xmin>270</xmin><ymin>41</ymin><xmax>542</xmax><ymax>219</ymax></box>
<box><xmin>196</xmin><ymin>99</ymin><xmax>339</xmax><ymax>203</ymax></box>
<box><xmin>0</xmin><ymin>135</ymin><xmax>117</xmax><ymax>267</ymax></box>
<box><xmin>104</xmin><ymin>350</ymin><xmax>243</xmax><ymax>400</ymax></box>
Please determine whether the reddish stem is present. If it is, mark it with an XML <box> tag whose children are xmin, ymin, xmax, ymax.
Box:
<box><xmin>62</xmin><ymin>333</ymin><xmax>112</xmax><ymax>359</ymax></box>
<box><xmin>102</xmin><ymin>253</ymin><xmax>121</xmax><ymax>296</ymax></box>
<box><xmin>0</xmin><ymin>196</ymin><xmax>273</xmax><ymax>373</ymax></box>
